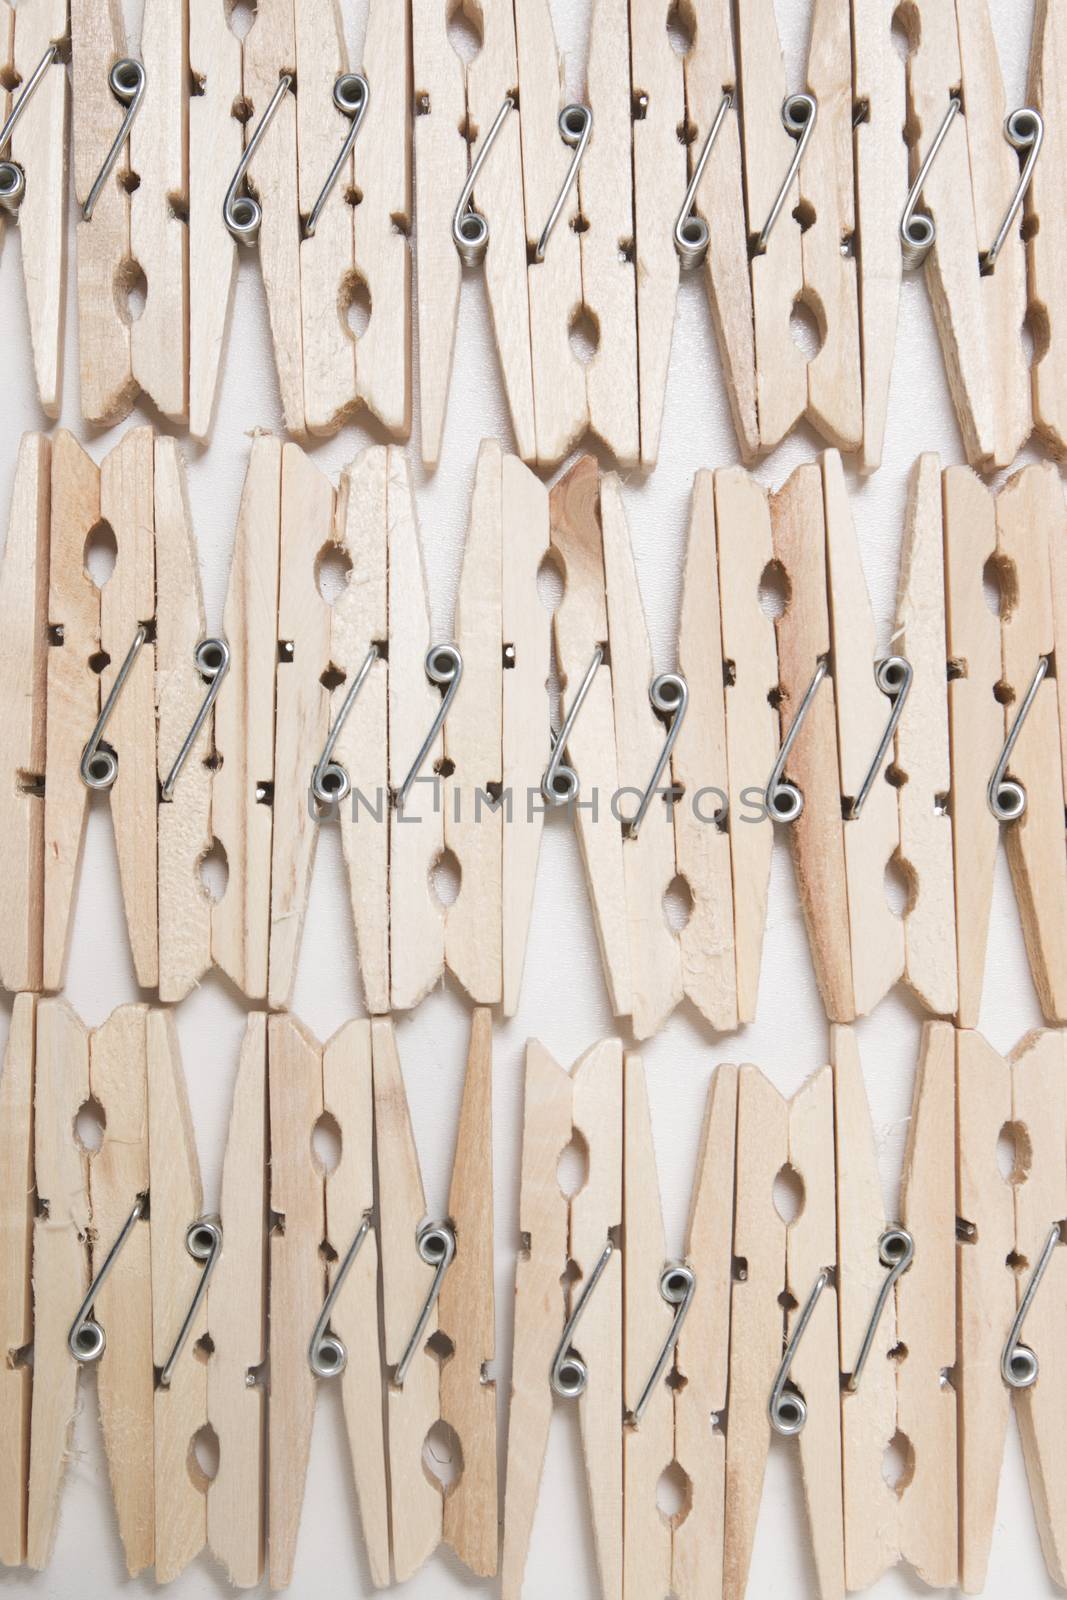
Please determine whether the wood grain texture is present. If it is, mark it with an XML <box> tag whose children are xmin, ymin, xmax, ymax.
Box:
<box><xmin>0</xmin><ymin>994</ymin><xmax>35</xmax><ymax>1568</ymax></box>
<box><xmin>715</xmin><ymin>469</ymin><xmax>778</xmax><ymax>1021</ymax></box>
<box><xmin>894</xmin><ymin>453</ymin><xmax>957</xmax><ymax>1016</ymax></box>
<box><xmin>1027</xmin><ymin>0</ymin><xmax>1067</xmax><ymax>459</ymax></box>
<box><xmin>0</xmin><ymin>434</ymin><xmax>49</xmax><ymax>994</ymax></box>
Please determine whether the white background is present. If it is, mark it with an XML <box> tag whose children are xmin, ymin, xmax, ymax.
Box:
<box><xmin>0</xmin><ymin>0</ymin><xmax>1057</xmax><ymax>1596</ymax></box>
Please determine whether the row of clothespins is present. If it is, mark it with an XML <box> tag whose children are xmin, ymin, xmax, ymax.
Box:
<box><xmin>4</xmin><ymin>426</ymin><xmax>1067</xmax><ymax>1038</ymax></box>
<box><xmin>3</xmin><ymin>0</ymin><xmax>1064</xmax><ymax>473</ymax></box>
<box><xmin>2</xmin><ymin>998</ymin><xmax>1063</xmax><ymax>1596</ymax></box>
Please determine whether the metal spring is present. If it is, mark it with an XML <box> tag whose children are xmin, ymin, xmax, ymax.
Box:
<box><xmin>311</xmin><ymin>644</ymin><xmax>379</xmax><ymax>806</ymax></box>
<box><xmin>901</xmin><ymin>97</ymin><xmax>960</xmax><ymax>270</ymax></box>
<box><xmin>624</xmin><ymin>673</ymin><xmax>688</xmax><ymax>840</ymax></box>
<box><xmin>532</xmin><ymin>103</ymin><xmax>592</xmax><ymax>263</ymax></box>
<box><xmin>0</xmin><ymin>44</ymin><xmax>58</xmax><ymax>215</ymax></box>
<box><xmin>542</xmin><ymin>646</ymin><xmax>603</xmax><ymax>806</ymax></box>
<box><xmin>752</xmin><ymin>93</ymin><xmax>817</xmax><ymax>257</ymax></box>
<box><xmin>768</xmin><ymin>1267</ymin><xmax>829</xmax><ymax>1436</ymax></box>
<box><xmin>452</xmin><ymin>96</ymin><xmax>514</xmax><ymax>266</ymax></box>
<box><xmin>765</xmin><ymin>657</ymin><xmax>828</xmax><ymax>824</ymax></box>
<box><xmin>224</xmin><ymin>74</ymin><xmax>293</xmax><ymax>245</ymax></box>
<box><xmin>308</xmin><ymin>1214</ymin><xmax>373</xmax><ymax>1379</ymax></box>
<box><xmin>982</xmin><ymin>107</ymin><xmax>1044</xmax><ymax>274</ymax></box>
<box><xmin>68</xmin><ymin>1195</ymin><xmax>147</xmax><ymax>1364</ymax></box>
<box><xmin>843</xmin><ymin>1228</ymin><xmax>914</xmax><ymax>1392</ymax></box>
<box><xmin>158</xmin><ymin>1219</ymin><xmax>222</xmax><ymax>1388</ymax></box>
<box><xmin>674</xmin><ymin>92</ymin><xmax>733</xmax><ymax>270</ymax></box>
<box><xmin>394</xmin><ymin>644</ymin><xmax>463</xmax><ymax>812</ymax></box>
<box><xmin>393</xmin><ymin>1222</ymin><xmax>456</xmax><ymax>1387</ymax></box>
<box><xmin>83</xmin><ymin>58</ymin><xmax>146</xmax><ymax>222</ymax></box>
<box><xmin>627</xmin><ymin>1262</ymin><xmax>696</xmax><ymax>1425</ymax></box>
<box><xmin>1001</xmin><ymin>1222</ymin><xmax>1061</xmax><ymax>1390</ymax></box>
<box><xmin>988</xmin><ymin>656</ymin><xmax>1049</xmax><ymax>822</ymax></box>
<box><xmin>161</xmin><ymin>638</ymin><xmax>230</xmax><ymax>802</ymax></box>
<box><xmin>847</xmin><ymin>656</ymin><xmax>913</xmax><ymax>820</ymax></box>
<box><xmin>80</xmin><ymin>624</ymin><xmax>148</xmax><ymax>791</ymax></box>
<box><xmin>551</xmin><ymin>1237</ymin><xmax>615</xmax><ymax>1399</ymax></box>
<box><xmin>305</xmin><ymin>73</ymin><xmax>369</xmax><ymax>240</ymax></box>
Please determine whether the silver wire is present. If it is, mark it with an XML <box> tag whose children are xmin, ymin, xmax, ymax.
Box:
<box><xmin>847</xmin><ymin>656</ymin><xmax>913</xmax><ymax>820</ymax></box>
<box><xmin>844</xmin><ymin>1228</ymin><xmax>914</xmax><ymax>1392</ymax></box>
<box><xmin>551</xmin><ymin>1237</ymin><xmax>615</xmax><ymax>1400</ymax></box>
<box><xmin>765</xmin><ymin>657</ymin><xmax>828</xmax><ymax>824</ymax></box>
<box><xmin>304</xmin><ymin>72</ymin><xmax>369</xmax><ymax>240</ymax></box>
<box><xmin>224</xmin><ymin>74</ymin><xmax>293</xmax><ymax>245</ymax></box>
<box><xmin>532</xmin><ymin>103</ymin><xmax>592</xmax><ymax>263</ymax></box>
<box><xmin>161</xmin><ymin>637</ymin><xmax>230</xmax><ymax>802</ymax></box>
<box><xmin>83</xmin><ymin>58</ymin><xmax>146</xmax><ymax>222</ymax></box>
<box><xmin>988</xmin><ymin>656</ymin><xmax>1049</xmax><ymax>822</ymax></box>
<box><xmin>307</xmin><ymin>1213</ymin><xmax>373</xmax><ymax>1379</ymax></box>
<box><xmin>1002</xmin><ymin>1222</ymin><xmax>1061</xmax><ymax>1390</ymax></box>
<box><xmin>752</xmin><ymin>93</ymin><xmax>817</xmax><ymax>256</ymax></box>
<box><xmin>768</xmin><ymin>1267</ymin><xmax>830</xmax><ymax>1436</ymax></box>
<box><xmin>311</xmin><ymin>644</ymin><xmax>379</xmax><ymax>806</ymax></box>
<box><xmin>0</xmin><ymin>43</ymin><xmax>58</xmax><ymax>215</ymax></box>
<box><xmin>394</xmin><ymin>644</ymin><xmax>463</xmax><ymax>812</ymax></box>
<box><xmin>80</xmin><ymin>624</ymin><xmax>148</xmax><ymax>791</ymax></box>
<box><xmin>627</xmin><ymin>1262</ymin><xmax>696</xmax><ymax>1425</ymax></box>
<box><xmin>542</xmin><ymin>646</ymin><xmax>604</xmax><ymax>806</ymax></box>
<box><xmin>625</xmin><ymin>673</ymin><xmax>688</xmax><ymax>840</ymax></box>
<box><xmin>68</xmin><ymin>1195</ymin><xmax>146</xmax><ymax>1364</ymax></box>
<box><xmin>452</xmin><ymin>96</ymin><xmax>514</xmax><ymax>265</ymax></box>
<box><xmin>393</xmin><ymin>1222</ymin><xmax>456</xmax><ymax>1387</ymax></box>
<box><xmin>158</xmin><ymin>1219</ymin><xmax>222</xmax><ymax>1388</ymax></box>
<box><xmin>674</xmin><ymin>92</ymin><xmax>732</xmax><ymax>270</ymax></box>
<box><xmin>982</xmin><ymin>107</ymin><xmax>1044</xmax><ymax>274</ymax></box>
<box><xmin>901</xmin><ymin>97</ymin><xmax>961</xmax><ymax>269</ymax></box>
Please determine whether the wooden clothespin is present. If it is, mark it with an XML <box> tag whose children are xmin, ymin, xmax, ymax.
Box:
<box><xmin>27</xmin><ymin>1001</ymin><xmax>153</xmax><ymax>1575</ymax></box>
<box><xmin>891</xmin><ymin>454</ymin><xmax>958</xmax><ymax>1018</ymax></box>
<box><xmin>514</xmin><ymin>0</ymin><xmax>638</xmax><ymax>466</ymax></box>
<box><xmin>623</xmin><ymin>1053</ymin><xmax>737</xmax><ymax>1600</ymax></box>
<box><xmin>0</xmin><ymin>435</ymin><xmax>49</xmax><ymax>996</ymax></box>
<box><xmin>268</xmin><ymin>436</ymin><xmax>547</xmax><ymax>1015</ymax></box>
<box><xmin>735</xmin><ymin>0</ymin><xmax>861</xmax><ymax>455</ymax></box>
<box><xmin>0</xmin><ymin>994</ymin><xmax>36</xmax><ymax>1568</ymax></box>
<box><xmin>0</xmin><ymin>0</ymin><xmax>67</xmax><ymax>416</ymax></box>
<box><xmin>296</xmin><ymin>0</ymin><xmax>409</xmax><ymax>437</ymax></box>
<box><xmin>43</xmin><ymin>428</ymin><xmax>158</xmax><ymax>992</ymax></box>
<box><xmin>769</xmin><ymin>451</ymin><xmax>904</xmax><ymax>1020</ymax></box>
<box><xmin>411</xmin><ymin>0</ymin><xmax>534</xmax><ymax>467</ymax></box>
<box><xmin>502</xmin><ymin>1037</ymin><xmax>622</xmax><ymax>1600</ymax></box>
<box><xmin>944</xmin><ymin>462</ymin><xmax>1067</xmax><ymax>1026</ymax></box>
<box><xmin>956</xmin><ymin>1028</ymin><xmax>1067</xmax><ymax>1590</ymax></box>
<box><xmin>899</xmin><ymin>1</ymin><xmax>1031</xmax><ymax>470</ymax></box>
<box><xmin>724</xmin><ymin>1061</ymin><xmax>843</xmax><ymax>1600</ymax></box>
<box><xmin>834</xmin><ymin>1023</ymin><xmax>957</xmax><ymax>1590</ymax></box>
<box><xmin>150</xmin><ymin>1010</ymin><xmax>267</xmax><ymax>1586</ymax></box>
<box><xmin>373</xmin><ymin>1010</ymin><xmax>496</xmax><ymax>1582</ymax></box>
<box><xmin>70</xmin><ymin>0</ymin><xmax>187</xmax><ymax>425</ymax></box>
<box><xmin>267</xmin><ymin>1013</ymin><xmax>388</xmax><ymax>1590</ymax></box>
<box><xmin>1026</xmin><ymin>1</ymin><xmax>1067</xmax><ymax>457</ymax></box>
<box><xmin>190</xmin><ymin>1</ymin><xmax>302</xmax><ymax>438</ymax></box>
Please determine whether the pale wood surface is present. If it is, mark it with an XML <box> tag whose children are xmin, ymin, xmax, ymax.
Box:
<box><xmin>601</xmin><ymin>473</ymin><xmax>682</xmax><ymax>1037</ymax></box>
<box><xmin>155</xmin><ymin>437</ymin><xmax>213</xmax><ymax>1002</ymax></box>
<box><xmin>852</xmin><ymin>0</ymin><xmax>906</xmax><ymax>472</ymax></box>
<box><xmin>148</xmin><ymin>1008</ymin><xmax>207</xmax><ymax>1583</ymax></box>
<box><xmin>501</xmin><ymin>454</ymin><xmax>550</xmax><ymax>1013</ymax></box>
<box><xmin>9</xmin><ymin>0</ymin><xmax>68</xmax><ymax>417</ymax></box>
<box><xmin>444</xmin><ymin>440</ymin><xmax>503</xmax><ymax>1004</ymax></box>
<box><xmin>188</xmin><ymin>0</ymin><xmax>242</xmax><ymax>439</ymax></box>
<box><xmin>42</xmin><ymin>432</ymin><xmax>99</xmax><ymax>992</ymax></box>
<box><xmin>500</xmin><ymin>1040</ymin><xmax>573</xmax><ymax>1600</ymax></box>
<box><xmin>580</xmin><ymin>0</ymin><xmax>639</xmax><ymax>464</ymax></box>
<box><xmin>674</xmin><ymin>471</ymin><xmax>737</xmax><ymax>1032</ymax></box>
<box><xmin>0</xmin><ymin>994</ymin><xmax>35</xmax><ymax>1568</ymax></box>
<box><xmin>622</xmin><ymin>1052</ymin><xmax>672</xmax><ymax>1600</ymax></box>
<box><xmin>440</xmin><ymin>1008</ymin><xmax>497</xmax><ymax>1576</ymax></box>
<box><xmin>715</xmin><ymin>469</ymin><xmax>778</xmax><ymax>1021</ymax></box>
<box><xmin>672</xmin><ymin>1063</ymin><xmax>736</xmax><ymax>1599</ymax></box>
<box><xmin>387</xmin><ymin>449</ymin><xmax>445</xmax><ymax>1011</ymax></box>
<box><xmin>0</xmin><ymin>434</ymin><xmax>49</xmax><ymax>993</ymax></box>
<box><xmin>996</xmin><ymin>466</ymin><xmax>1067</xmax><ymax>1022</ymax></box>
<box><xmin>894</xmin><ymin>454</ymin><xmax>957</xmax><ymax>1016</ymax></box>
<box><xmin>943</xmin><ymin>466</ymin><xmax>1000</xmax><ymax>1026</ymax></box>
<box><xmin>99</xmin><ymin>428</ymin><xmax>158</xmax><ymax>988</ymax></box>
<box><xmin>131</xmin><ymin>0</ymin><xmax>189</xmax><ymax>420</ymax></box>
<box><xmin>802</xmin><ymin>0</ymin><xmax>862</xmax><ymax>451</ymax></box>
<box><xmin>630</xmin><ymin>0</ymin><xmax>685</xmax><ymax>469</ymax></box>
<box><xmin>25</xmin><ymin>999</ymin><xmax>89</xmax><ymax>1570</ymax></box>
<box><xmin>372</xmin><ymin>1017</ymin><xmax>443</xmax><ymax>1581</ymax></box>
<box><xmin>771</xmin><ymin>463</ymin><xmax>852</xmax><ymax>1018</ymax></box>
<box><xmin>211</xmin><ymin>434</ymin><xmax>280</xmax><ymax>1000</ymax></box>
<box><xmin>323</xmin><ymin>1021</ymin><xmax>390</xmax><ymax>1587</ymax></box>
<box><xmin>1027</xmin><ymin>0</ymin><xmax>1067</xmax><ymax>458</ymax></box>
<box><xmin>268</xmin><ymin>444</ymin><xmax>336</xmax><ymax>1011</ymax></box>
<box><xmin>267</xmin><ymin>1014</ymin><xmax>325</xmax><ymax>1590</ymax></box>
<box><xmin>207</xmin><ymin>1013</ymin><xmax>267</xmax><ymax>1588</ymax></box>
<box><xmin>684</xmin><ymin>5</ymin><xmax>758</xmax><ymax>462</ymax></box>
<box><xmin>824</xmin><ymin>451</ymin><xmax>903</xmax><ymax>1014</ymax></box>
<box><xmin>549</xmin><ymin>456</ymin><xmax>630</xmax><ymax>1017</ymax></box>
<box><xmin>89</xmin><ymin>1005</ymin><xmax>154</xmax><ymax>1575</ymax></box>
